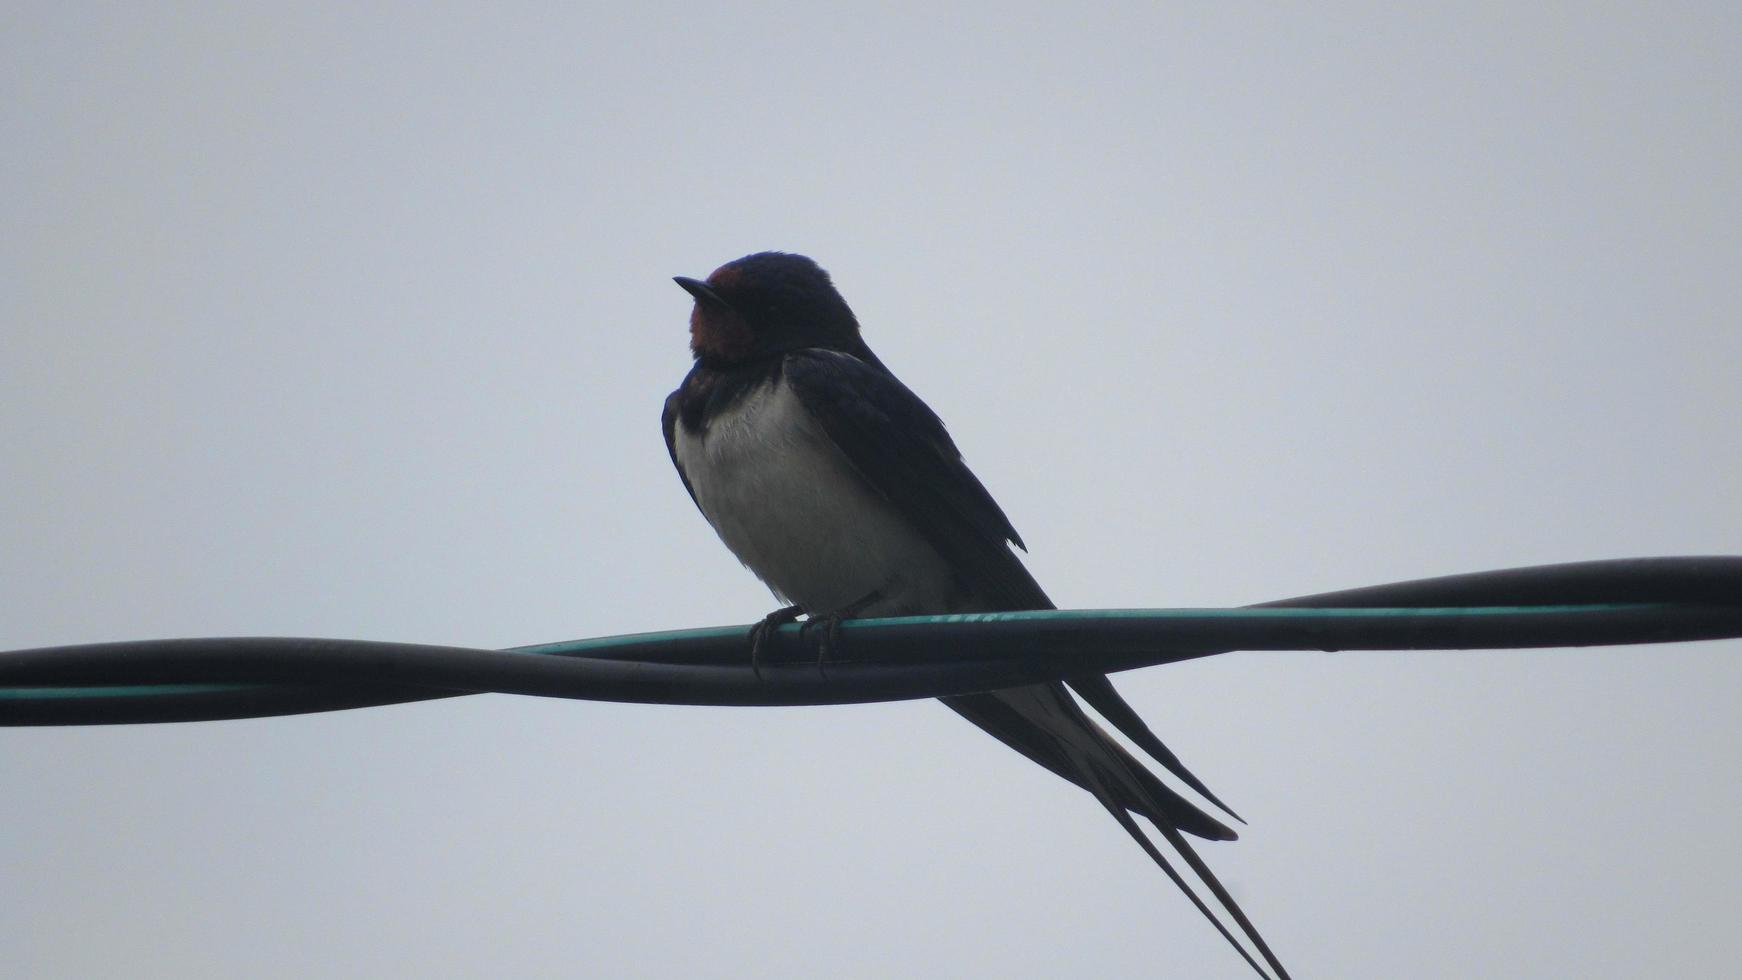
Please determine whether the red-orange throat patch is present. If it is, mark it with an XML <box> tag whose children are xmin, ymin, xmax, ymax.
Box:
<box><xmin>689</xmin><ymin>302</ymin><xmax>754</xmax><ymax>362</ymax></box>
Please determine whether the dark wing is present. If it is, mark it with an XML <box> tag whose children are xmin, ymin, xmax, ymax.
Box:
<box><xmin>662</xmin><ymin>385</ymin><xmax>700</xmax><ymax>512</ymax></box>
<box><xmin>782</xmin><ymin>349</ymin><xmax>1050</xmax><ymax>610</ymax></box>
<box><xmin>785</xmin><ymin>349</ymin><xmax>1240</xmax><ymax>820</ymax></box>
<box><xmin>785</xmin><ymin>349</ymin><xmax>1291</xmax><ymax>977</ymax></box>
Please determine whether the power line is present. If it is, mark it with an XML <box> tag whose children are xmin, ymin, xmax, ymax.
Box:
<box><xmin>5</xmin><ymin>556</ymin><xmax>1739</xmax><ymax>726</ymax></box>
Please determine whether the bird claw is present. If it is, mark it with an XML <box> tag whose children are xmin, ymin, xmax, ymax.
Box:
<box><xmin>805</xmin><ymin>589</ymin><xmax>884</xmax><ymax>676</ymax></box>
<box><xmin>748</xmin><ymin>591</ymin><xmax>882</xmax><ymax>680</ymax></box>
<box><xmin>747</xmin><ymin>604</ymin><xmax>804</xmax><ymax>680</ymax></box>
<box><xmin>795</xmin><ymin>614</ymin><xmax>846</xmax><ymax>678</ymax></box>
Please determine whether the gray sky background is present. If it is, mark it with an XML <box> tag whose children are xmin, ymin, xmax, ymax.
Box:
<box><xmin>5</xmin><ymin>4</ymin><xmax>1740</xmax><ymax>978</ymax></box>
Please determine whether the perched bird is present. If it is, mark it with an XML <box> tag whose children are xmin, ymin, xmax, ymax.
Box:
<box><xmin>663</xmin><ymin>251</ymin><xmax>1288</xmax><ymax>979</ymax></box>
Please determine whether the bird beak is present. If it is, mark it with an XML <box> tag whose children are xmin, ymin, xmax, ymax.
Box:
<box><xmin>673</xmin><ymin>276</ymin><xmax>729</xmax><ymax>307</ymax></box>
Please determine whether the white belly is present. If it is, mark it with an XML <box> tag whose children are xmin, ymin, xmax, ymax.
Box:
<box><xmin>671</xmin><ymin>375</ymin><xmax>960</xmax><ymax>616</ymax></box>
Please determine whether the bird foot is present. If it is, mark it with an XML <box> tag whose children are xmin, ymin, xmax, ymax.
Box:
<box><xmin>747</xmin><ymin>604</ymin><xmax>804</xmax><ymax>679</ymax></box>
<box><xmin>799</xmin><ymin>589</ymin><xmax>885</xmax><ymax>676</ymax></box>
<box><xmin>796</xmin><ymin>615</ymin><xmax>845</xmax><ymax>677</ymax></box>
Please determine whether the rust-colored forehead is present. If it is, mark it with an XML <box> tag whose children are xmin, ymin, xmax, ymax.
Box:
<box><xmin>705</xmin><ymin>263</ymin><xmax>745</xmax><ymax>289</ymax></box>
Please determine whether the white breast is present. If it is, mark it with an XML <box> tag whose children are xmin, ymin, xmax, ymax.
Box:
<box><xmin>671</xmin><ymin>375</ymin><xmax>960</xmax><ymax>616</ymax></box>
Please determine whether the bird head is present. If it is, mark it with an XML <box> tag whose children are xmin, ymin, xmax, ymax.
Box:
<box><xmin>674</xmin><ymin>252</ymin><xmax>871</xmax><ymax>367</ymax></box>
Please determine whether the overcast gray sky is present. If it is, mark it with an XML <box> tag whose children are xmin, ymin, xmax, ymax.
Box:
<box><xmin>5</xmin><ymin>4</ymin><xmax>1740</xmax><ymax>978</ymax></box>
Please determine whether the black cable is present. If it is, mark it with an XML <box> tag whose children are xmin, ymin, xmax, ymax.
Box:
<box><xmin>4</xmin><ymin>556</ymin><xmax>1738</xmax><ymax>726</ymax></box>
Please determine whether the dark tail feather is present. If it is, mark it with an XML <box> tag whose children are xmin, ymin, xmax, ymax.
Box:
<box><xmin>943</xmin><ymin>690</ymin><xmax>1235</xmax><ymax>841</ymax></box>
<box><xmin>1068</xmin><ymin>673</ymin><xmax>1246</xmax><ymax>824</ymax></box>
<box><xmin>1146</xmin><ymin>815</ymin><xmax>1293</xmax><ymax>980</ymax></box>
<box><xmin>1032</xmin><ymin>690</ymin><xmax>1288</xmax><ymax>980</ymax></box>
<box><xmin>1063</xmin><ymin>745</ymin><xmax>1280</xmax><ymax>980</ymax></box>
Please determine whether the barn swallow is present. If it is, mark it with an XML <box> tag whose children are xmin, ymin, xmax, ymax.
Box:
<box><xmin>663</xmin><ymin>252</ymin><xmax>1289</xmax><ymax>980</ymax></box>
